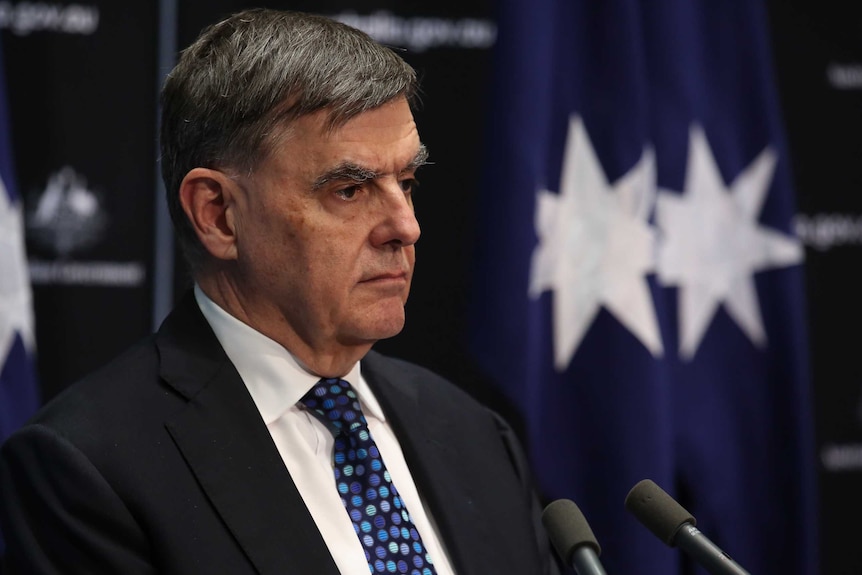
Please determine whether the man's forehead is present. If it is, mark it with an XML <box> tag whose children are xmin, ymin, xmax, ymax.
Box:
<box><xmin>294</xmin><ymin>96</ymin><xmax>415</xmax><ymax>134</ymax></box>
<box><xmin>259</xmin><ymin>98</ymin><xmax>422</xmax><ymax>176</ymax></box>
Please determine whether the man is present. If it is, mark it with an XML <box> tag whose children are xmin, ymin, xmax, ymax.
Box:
<box><xmin>0</xmin><ymin>9</ymin><xmax>562</xmax><ymax>574</ymax></box>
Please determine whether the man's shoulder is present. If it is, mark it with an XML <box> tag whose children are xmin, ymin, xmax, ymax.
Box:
<box><xmin>16</xmin><ymin>335</ymin><xmax>176</xmax><ymax>447</ymax></box>
<box><xmin>27</xmin><ymin>292</ymin><xmax>215</xmax><ymax>437</ymax></box>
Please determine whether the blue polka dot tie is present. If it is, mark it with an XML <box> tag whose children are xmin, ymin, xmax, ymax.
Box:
<box><xmin>300</xmin><ymin>378</ymin><xmax>438</xmax><ymax>575</ymax></box>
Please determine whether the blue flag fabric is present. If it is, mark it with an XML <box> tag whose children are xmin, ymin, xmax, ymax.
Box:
<box><xmin>472</xmin><ymin>2</ymin><xmax>817</xmax><ymax>575</ymax></box>
<box><xmin>0</xmin><ymin>43</ymin><xmax>39</xmax><ymax>556</ymax></box>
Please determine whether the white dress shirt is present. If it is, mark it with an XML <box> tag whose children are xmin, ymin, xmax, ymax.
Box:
<box><xmin>194</xmin><ymin>286</ymin><xmax>456</xmax><ymax>575</ymax></box>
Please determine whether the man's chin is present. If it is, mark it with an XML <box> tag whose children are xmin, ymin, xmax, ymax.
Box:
<box><xmin>348</xmin><ymin>305</ymin><xmax>407</xmax><ymax>344</ymax></box>
<box><xmin>368</xmin><ymin>317</ymin><xmax>407</xmax><ymax>342</ymax></box>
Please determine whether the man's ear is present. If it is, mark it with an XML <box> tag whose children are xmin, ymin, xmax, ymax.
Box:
<box><xmin>179</xmin><ymin>167</ymin><xmax>240</xmax><ymax>261</ymax></box>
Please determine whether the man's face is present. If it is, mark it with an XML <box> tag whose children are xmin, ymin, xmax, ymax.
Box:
<box><xmin>229</xmin><ymin>97</ymin><xmax>423</xmax><ymax>362</ymax></box>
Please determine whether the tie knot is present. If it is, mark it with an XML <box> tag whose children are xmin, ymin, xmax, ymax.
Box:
<box><xmin>299</xmin><ymin>378</ymin><xmax>367</xmax><ymax>435</ymax></box>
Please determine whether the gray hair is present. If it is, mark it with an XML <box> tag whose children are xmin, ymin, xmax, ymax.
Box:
<box><xmin>160</xmin><ymin>8</ymin><xmax>419</xmax><ymax>272</ymax></box>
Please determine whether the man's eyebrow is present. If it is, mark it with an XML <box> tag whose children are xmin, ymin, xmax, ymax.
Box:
<box><xmin>403</xmin><ymin>144</ymin><xmax>430</xmax><ymax>173</ymax></box>
<box><xmin>312</xmin><ymin>163</ymin><xmax>379</xmax><ymax>190</ymax></box>
<box><xmin>311</xmin><ymin>144</ymin><xmax>431</xmax><ymax>190</ymax></box>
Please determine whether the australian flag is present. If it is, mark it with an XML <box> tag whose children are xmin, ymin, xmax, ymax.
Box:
<box><xmin>471</xmin><ymin>1</ymin><xmax>817</xmax><ymax>575</ymax></box>
<box><xmin>0</xmin><ymin>43</ymin><xmax>39</xmax><ymax>556</ymax></box>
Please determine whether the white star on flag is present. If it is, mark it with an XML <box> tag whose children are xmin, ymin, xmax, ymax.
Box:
<box><xmin>0</xmin><ymin>177</ymin><xmax>35</xmax><ymax>363</ymax></box>
<box><xmin>655</xmin><ymin>125</ymin><xmax>803</xmax><ymax>360</ymax></box>
<box><xmin>529</xmin><ymin>115</ymin><xmax>662</xmax><ymax>372</ymax></box>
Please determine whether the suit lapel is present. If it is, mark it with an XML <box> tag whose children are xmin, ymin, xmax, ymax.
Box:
<box><xmin>362</xmin><ymin>352</ymin><xmax>498</xmax><ymax>575</ymax></box>
<box><xmin>156</xmin><ymin>294</ymin><xmax>339</xmax><ymax>575</ymax></box>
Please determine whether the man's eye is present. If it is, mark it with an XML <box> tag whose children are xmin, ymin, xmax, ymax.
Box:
<box><xmin>400</xmin><ymin>178</ymin><xmax>419</xmax><ymax>193</ymax></box>
<box><xmin>336</xmin><ymin>186</ymin><xmax>360</xmax><ymax>200</ymax></box>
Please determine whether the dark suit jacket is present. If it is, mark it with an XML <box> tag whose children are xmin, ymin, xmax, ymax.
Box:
<box><xmin>0</xmin><ymin>293</ymin><xmax>562</xmax><ymax>574</ymax></box>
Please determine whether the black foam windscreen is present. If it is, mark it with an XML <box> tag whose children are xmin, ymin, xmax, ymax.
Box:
<box><xmin>624</xmin><ymin>479</ymin><xmax>696</xmax><ymax>546</ymax></box>
<box><xmin>542</xmin><ymin>499</ymin><xmax>601</xmax><ymax>563</ymax></box>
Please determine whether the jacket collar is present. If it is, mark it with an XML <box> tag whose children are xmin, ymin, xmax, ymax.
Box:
<box><xmin>155</xmin><ymin>292</ymin><xmax>340</xmax><ymax>575</ymax></box>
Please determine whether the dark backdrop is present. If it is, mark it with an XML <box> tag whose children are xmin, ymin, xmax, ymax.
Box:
<box><xmin>769</xmin><ymin>3</ymin><xmax>862</xmax><ymax>573</ymax></box>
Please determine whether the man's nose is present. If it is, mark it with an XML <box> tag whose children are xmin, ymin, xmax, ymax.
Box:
<box><xmin>370</xmin><ymin>183</ymin><xmax>421</xmax><ymax>249</ymax></box>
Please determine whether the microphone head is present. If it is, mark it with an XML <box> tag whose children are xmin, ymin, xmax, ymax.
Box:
<box><xmin>542</xmin><ymin>499</ymin><xmax>601</xmax><ymax>565</ymax></box>
<box><xmin>624</xmin><ymin>479</ymin><xmax>696</xmax><ymax>546</ymax></box>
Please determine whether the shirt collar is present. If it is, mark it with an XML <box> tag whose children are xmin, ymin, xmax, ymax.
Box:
<box><xmin>193</xmin><ymin>285</ymin><xmax>386</xmax><ymax>424</ymax></box>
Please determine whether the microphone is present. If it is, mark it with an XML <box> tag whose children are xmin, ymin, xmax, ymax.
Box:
<box><xmin>624</xmin><ymin>479</ymin><xmax>750</xmax><ymax>575</ymax></box>
<box><xmin>542</xmin><ymin>499</ymin><xmax>608</xmax><ymax>575</ymax></box>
